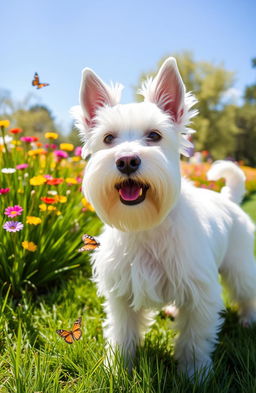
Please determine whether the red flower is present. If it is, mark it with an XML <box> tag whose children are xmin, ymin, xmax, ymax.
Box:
<box><xmin>47</xmin><ymin>178</ymin><xmax>64</xmax><ymax>185</ymax></box>
<box><xmin>0</xmin><ymin>187</ymin><xmax>10</xmax><ymax>195</ymax></box>
<box><xmin>40</xmin><ymin>196</ymin><xmax>57</xmax><ymax>204</ymax></box>
<box><xmin>9</xmin><ymin>128</ymin><xmax>23</xmax><ymax>134</ymax></box>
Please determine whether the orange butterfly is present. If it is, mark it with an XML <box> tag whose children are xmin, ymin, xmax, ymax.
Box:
<box><xmin>56</xmin><ymin>317</ymin><xmax>82</xmax><ymax>344</ymax></box>
<box><xmin>32</xmin><ymin>72</ymin><xmax>49</xmax><ymax>89</ymax></box>
<box><xmin>78</xmin><ymin>234</ymin><xmax>100</xmax><ymax>252</ymax></box>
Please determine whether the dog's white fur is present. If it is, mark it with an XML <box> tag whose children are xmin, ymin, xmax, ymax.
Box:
<box><xmin>72</xmin><ymin>58</ymin><xmax>256</xmax><ymax>379</ymax></box>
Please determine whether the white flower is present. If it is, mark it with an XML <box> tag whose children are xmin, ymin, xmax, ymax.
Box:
<box><xmin>47</xmin><ymin>190</ymin><xmax>58</xmax><ymax>195</ymax></box>
<box><xmin>0</xmin><ymin>135</ymin><xmax>13</xmax><ymax>145</ymax></box>
<box><xmin>1</xmin><ymin>168</ymin><xmax>16</xmax><ymax>174</ymax></box>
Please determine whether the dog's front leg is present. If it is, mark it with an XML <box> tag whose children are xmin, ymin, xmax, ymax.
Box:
<box><xmin>174</xmin><ymin>287</ymin><xmax>223</xmax><ymax>380</ymax></box>
<box><xmin>103</xmin><ymin>294</ymin><xmax>153</xmax><ymax>370</ymax></box>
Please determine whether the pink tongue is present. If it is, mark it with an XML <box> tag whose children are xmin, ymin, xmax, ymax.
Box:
<box><xmin>119</xmin><ymin>184</ymin><xmax>141</xmax><ymax>201</ymax></box>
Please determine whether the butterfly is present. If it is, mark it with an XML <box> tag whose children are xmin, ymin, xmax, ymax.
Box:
<box><xmin>56</xmin><ymin>317</ymin><xmax>82</xmax><ymax>344</ymax></box>
<box><xmin>32</xmin><ymin>72</ymin><xmax>49</xmax><ymax>89</ymax></box>
<box><xmin>78</xmin><ymin>234</ymin><xmax>100</xmax><ymax>252</ymax></box>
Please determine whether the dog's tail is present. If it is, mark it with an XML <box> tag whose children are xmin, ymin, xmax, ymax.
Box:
<box><xmin>207</xmin><ymin>160</ymin><xmax>246</xmax><ymax>204</ymax></box>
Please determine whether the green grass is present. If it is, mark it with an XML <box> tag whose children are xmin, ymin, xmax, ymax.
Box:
<box><xmin>0</xmin><ymin>198</ymin><xmax>256</xmax><ymax>393</ymax></box>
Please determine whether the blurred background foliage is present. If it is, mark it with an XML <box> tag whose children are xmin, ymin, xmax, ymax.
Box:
<box><xmin>137</xmin><ymin>52</ymin><xmax>256</xmax><ymax>166</ymax></box>
<box><xmin>1</xmin><ymin>52</ymin><xmax>256</xmax><ymax>165</ymax></box>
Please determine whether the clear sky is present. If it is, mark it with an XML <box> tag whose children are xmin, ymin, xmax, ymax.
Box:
<box><xmin>1</xmin><ymin>0</ymin><xmax>255</xmax><ymax>133</ymax></box>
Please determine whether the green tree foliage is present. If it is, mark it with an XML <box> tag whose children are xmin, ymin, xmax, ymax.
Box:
<box><xmin>0</xmin><ymin>93</ymin><xmax>60</xmax><ymax>139</ymax></box>
<box><xmin>244</xmin><ymin>58</ymin><xmax>256</xmax><ymax>104</ymax></box>
<box><xmin>136</xmin><ymin>53</ymin><xmax>256</xmax><ymax>165</ymax></box>
<box><xmin>11</xmin><ymin>105</ymin><xmax>58</xmax><ymax>137</ymax></box>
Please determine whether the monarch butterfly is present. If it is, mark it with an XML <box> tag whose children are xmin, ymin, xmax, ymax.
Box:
<box><xmin>32</xmin><ymin>72</ymin><xmax>49</xmax><ymax>89</ymax></box>
<box><xmin>56</xmin><ymin>317</ymin><xmax>82</xmax><ymax>344</ymax></box>
<box><xmin>78</xmin><ymin>234</ymin><xmax>100</xmax><ymax>252</ymax></box>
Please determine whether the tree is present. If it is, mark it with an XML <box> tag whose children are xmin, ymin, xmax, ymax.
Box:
<box><xmin>244</xmin><ymin>58</ymin><xmax>256</xmax><ymax>104</ymax></box>
<box><xmin>234</xmin><ymin>58</ymin><xmax>256</xmax><ymax>166</ymax></box>
<box><xmin>0</xmin><ymin>91</ymin><xmax>60</xmax><ymax>138</ymax></box>
<box><xmin>136</xmin><ymin>52</ymin><xmax>239</xmax><ymax>160</ymax></box>
<box><xmin>11</xmin><ymin>105</ymin><xmax>58</xmax><ymax>137</ymax></box>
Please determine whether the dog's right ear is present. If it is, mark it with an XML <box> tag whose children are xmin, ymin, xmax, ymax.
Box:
<box><xmin>70</xmin><ymin>69</ymin><xmax>123</xmax><ymax>157</ymax></box>
<box><xmin>79</xmin><ymin>69</ymin><xmax>123</xmax><ymax>127</ymax></box>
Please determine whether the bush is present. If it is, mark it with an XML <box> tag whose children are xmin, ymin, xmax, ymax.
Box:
<box><xmin>0</xmin><ymin>122</ymin><xmax>101</xmax><ymax>296</ymax></box>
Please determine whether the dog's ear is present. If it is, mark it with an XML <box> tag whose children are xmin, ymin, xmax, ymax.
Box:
<box><xmin>79</xmin><ymin>69</ymin><xmax>122</xmax><ymax>127</ymax></box>
<box><xmin>140</xmin><ymin>57</ymin><xmax>186</xmax><ymax>123</ymax></box>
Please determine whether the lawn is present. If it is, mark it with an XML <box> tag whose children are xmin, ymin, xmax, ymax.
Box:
<box><xmin>0</xmin><ymin>197</ymin><xmax>255</xmax><ymax>393</ymax></box>
<box><xmin>1</xmin><ymin>123</ymin><xmax>256</xmax><ymax>392</ymax></box>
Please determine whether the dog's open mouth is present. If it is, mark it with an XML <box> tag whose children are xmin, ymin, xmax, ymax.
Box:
<box><xmin>115</xmin><ymin>179</ymin><xmax>149</xmax><ymax>205</ymax></box>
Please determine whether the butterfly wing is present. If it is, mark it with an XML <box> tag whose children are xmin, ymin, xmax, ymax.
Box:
<box><xmin>72</xmin><ymin>317</ymin><xmax>82</xmax><ymax>341</ymax></box>
<box><xmin>32</xmin><ymin>72</ymin><xmax>40</xmax><ymax>86</ymax></box>
<box><xmin>56</xmin><ymin>329</ymin><xmax>74</xmax><ymax>344</ymax></box>
<box><xmin>78</xmin><ymin>234</ymin><xmax>100</xmax><ymax>252</ymax></box>
<box><xmin>37</xmin><ymin>83</ymin><xmax>49</xmax><ymax>89</ymax></box>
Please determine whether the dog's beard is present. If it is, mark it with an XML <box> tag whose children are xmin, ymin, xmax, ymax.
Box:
<box><xmin>83</xmin><ymin>150</ymin><xmax>181</xmax><ymax>232</ymax></box>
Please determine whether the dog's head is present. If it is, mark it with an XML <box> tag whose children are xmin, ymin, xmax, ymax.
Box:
<box><xmin>72</xmin><ymin>58</ymin><xmax>197</xmax><ymax>231</ymax></box>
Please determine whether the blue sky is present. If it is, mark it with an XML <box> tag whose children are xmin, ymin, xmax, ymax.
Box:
<box><xmin>1</xmin><ymin>0</ymin><xmax>255</xmax><ymax>133</ymax></box>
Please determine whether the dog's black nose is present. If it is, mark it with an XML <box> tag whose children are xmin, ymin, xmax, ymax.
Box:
<box><xmin>116</xmin><ymin>155</ymin><xmax>141</xmax><ymax>175</ymax></box>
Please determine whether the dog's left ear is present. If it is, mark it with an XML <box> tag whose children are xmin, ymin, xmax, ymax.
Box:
<box><xmin>140</xmin><ymin>57</ymin><xmax>186</xmax><ymax>124</ymax></box>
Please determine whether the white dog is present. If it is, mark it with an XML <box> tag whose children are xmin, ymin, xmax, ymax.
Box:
<box><xmin>72</xmin><ymin>58</ymin><xmax>256</xmax><ymax>379</ymax></box>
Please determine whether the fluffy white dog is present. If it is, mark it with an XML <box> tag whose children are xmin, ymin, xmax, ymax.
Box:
<box><xmin>72</xmin><ymin>57</ymin><xmax>256</xmax><ymax>379</ymax></box>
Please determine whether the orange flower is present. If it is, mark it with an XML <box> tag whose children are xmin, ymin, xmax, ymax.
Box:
<box><xmin>47</xmin><ymin>178</ymin><xmax>64</xmax><ymax>185</ymax></box>
<box><xmin>9</xmin><ymin>128</ymin><xmax>22</xmax><ymax>134</ymax></box>
<box><xmin>40</xmin><ymin>197</ymin><xmax>57</xmax><ymax>204</ymax></box>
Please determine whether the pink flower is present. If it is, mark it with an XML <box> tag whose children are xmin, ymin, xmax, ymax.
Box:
<box><xmin>44</xmin><ymin>174</ymin><xmax>53</xmax><ymax>180</ymax></box>
<box><xmin>16</xmin><ymin>163</ymin><xmax>29</xmax><ymax>170</ymax></box>
<box><xmin>20</xmin><ymin>136</ymin><xmax>37</xmax><ymax>143</ymax></box>
<box><xmin>54</xmin><ymin>150</ymin><xmax>68</xmax><ymax>159</ymax></box>
<box><xmin>45</xmin><ymin>143</ymin><xmax>57</xmax><ymax>149</ymax></box>
<box><xmin>74</xmin><ymin>146</ymin><xmax>82</xmax><ymax>156</ymax></box>
<box><xmin>4</xmin><ymin>205</ymin><xmax>23</xmax><ymax>217</ymax></box>
<box><xmin>0</xmin><ymin>188</ymin><xmax>10</xmax><ymax>195</ymax></box>
<box><xmin>3</xmin><ymin>221</ymin><xmax>24</xmax><ymax>232</ymax></box>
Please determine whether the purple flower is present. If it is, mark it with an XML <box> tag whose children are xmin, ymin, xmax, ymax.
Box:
<box><xmin>16</xmin><ymin>163</ymin><xmax>29</xmax><ymax>170</ymax></box>
<box><xmin>3</xmin><ymin>221</ymin><xmax>24</xmax><ymax>232</ymax></box>
<box><xmin>54</xmin><ymin>150</ymin><xmax>68</xmax><ymax>159</ymax></box>
<box><xmin>4</xmin><ymin>205</ymin><xmax>23</xmax><ymax>217</ymax></box>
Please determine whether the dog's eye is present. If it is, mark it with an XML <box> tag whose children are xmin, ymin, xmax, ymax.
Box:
<box><xmin>146</xmin><ymin>130</ymin><xmax>162</xmax><ymax>142</ymax></box>
<box><xmin>103</xmin><ymin>134</ymin><xmax>115</xmax><ymax>145</ymax></box>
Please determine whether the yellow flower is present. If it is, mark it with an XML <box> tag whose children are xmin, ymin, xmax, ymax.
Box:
<box><xmin>18</xmin><ymin>188</ymin><xmax>24</xmax><ymax>193</ymax></box>
<box><xmin>26</xmin><ymin>216</ymin><xmax>42</xmax><ymax>225</ymax></box>
<box><xmin>28</xmin><ymin>149</ymin><xmax>46</xmax><ymax>156</ymax></box>
<box><xmin>66</xmin><ymin>177</ymin><xmax>78</xmax><ymax>184</ymax></box>
<box><xmin>0</xmin><ymin>120</ymin><xmax>10</xmax><ymax>128</ymax></box>
<box><xmin>55</xmin><ymin>195</ymin><xmax>67</xmax><ymax>203</ymax></box>
<box><xmin>39</xmin><ymin>203</ymin><xmax>47</xmax><ymax>211</ymax></box>
<box><xmin>71</xmin><ymin>156</ymin><xmax>80</xmax><ymax>162</ymax></box>
<box><xmin>82</xmin><ymin>198</ymin><xmax>94</xmax><ymax>212</ymax></box>
<box><xmin>22</xmin><ymin>241</ymin><xmax>37</xmax><ymax>252</ymax></box>
<box><xmin>45</xmin><ymin>132</ymin><xmax>59</xmax><ymax>139</ymax></box>
<box><xmin>30</xmin><ymin>175</ymin><xmax>47</xmax><ymax>186</ymax></box>
<box><xmin>11</xmin><ymin>140</ymin><xmax>21</xmax><ymax>146</ymax></box>
<box><xmin>47</xmin><ymin>205</ymin><xmax>57</xmax><ymax>211</ymax></box>
<box><xmin>60</xmin><ymin>143</ymin><xmax>74</xmax><ymax>151</ymax></box>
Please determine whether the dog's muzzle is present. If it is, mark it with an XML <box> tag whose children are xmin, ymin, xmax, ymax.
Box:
<box><xmin>115</xmin><ymin>179</ymin><xmax>149</xmax><ymax>205</ymax></box>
